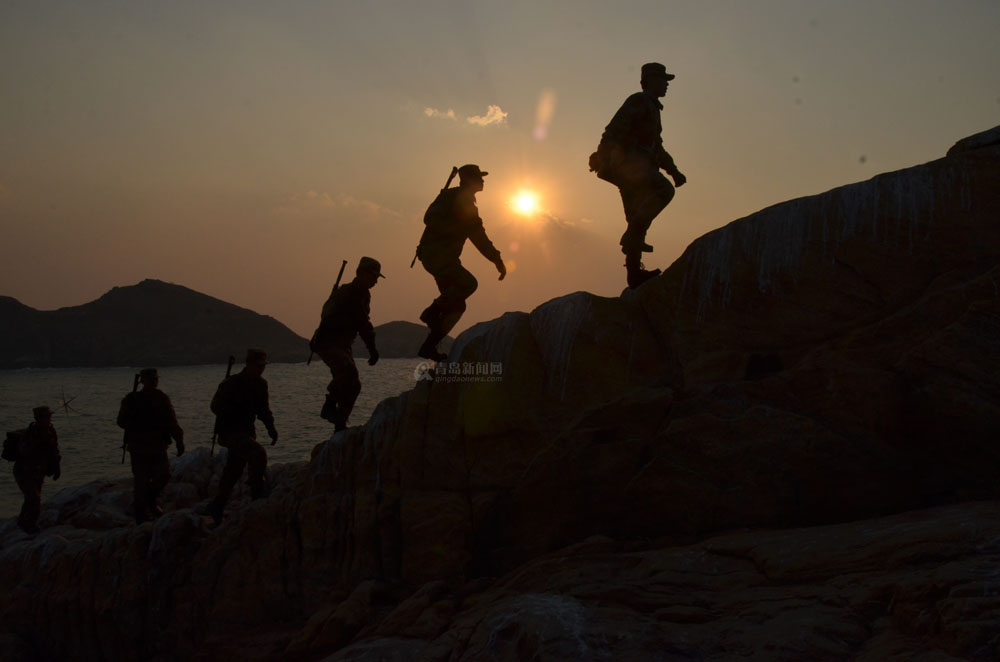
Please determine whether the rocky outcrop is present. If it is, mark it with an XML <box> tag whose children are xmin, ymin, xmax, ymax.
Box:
<box><xmin>1</xmin><ymin>126</ymin><xmax>999</xmax><ymax>660</ymax></box>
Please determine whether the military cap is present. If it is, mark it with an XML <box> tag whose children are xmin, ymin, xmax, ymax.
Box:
<box><xmin>33</xmin><ymin>405</ymin><xmax>52</xmax><ymax>419</ymax></box>
<box><xmin>246</xmin><ymin>348</ymin><xmax>268</xmax><ymax>365</ymax></box>
<box><xmin>458</xmin><ymin>164</ymin><xmax>489</xmax><ymax>181</ymax></box>
<box><xmin>641</xmin><ymin>62</ymin><xmax>675</xmax><ymax>82</ymax></box>
<box><xmin>139</xmin><ymin>368</ymin><xmax>158</xmax><ymax>380</ymax></box>
<box><xmin>357</xmin><ymin>256</ymin><xmax>386</xmax><ymax>279</ymax></box>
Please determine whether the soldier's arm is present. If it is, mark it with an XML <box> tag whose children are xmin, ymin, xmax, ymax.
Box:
<box><xmin>358</xmin><ymin>296</ymin><xmax>376</xmax><ymax>352</ymax></box>
<box><xmin>469</xmin><ymin>220</ymin><xmax>502</xmax><ymax>264</ymax></box>
<box><xmin>657</xmin><ymin>145</ymin><xmax>682</xmax><ymax>176</ymax></box>
<box><xmin>256</xmin><ymin>382</ymin><xmax>277</xmax><ymax>437</ymax></box>
<box><xmin>163</xmin><ymin>394</ymin><xmax>184</xmax><ymax>443</ymax></box>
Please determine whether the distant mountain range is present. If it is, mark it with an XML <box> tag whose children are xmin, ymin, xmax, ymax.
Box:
<box><xmin>351</xmin><ymin>320</ymin><xmax>452</xmax><ymax>360</ymax></box>
<box><xmin>0</xmin><ymin>279</ymin><xmax>449</xmax><ymax>368</ymax></box>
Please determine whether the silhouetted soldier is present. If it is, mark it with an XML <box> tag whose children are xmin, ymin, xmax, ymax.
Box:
<box><xmin>590</xmin><ymin>62</ymin><xmax>687</xmax><ymax>288</ymax></box>
<box><xmin>116</xmin><ymin>368</ymin><xmax>185</xmax><ymax>524</ymax></box>
<box><xmin>311</xmin><ymin>257</ymin><xmax>383</xmax><ymax>431</ymax></box>
<box><xmin>12</xmin><ymin>406</ymin><xmax>61</xmax><ymax>534</ymax></box>
<box><xmin>207</xmin><ymin>348</ymin><xmax>278</xmax><ymax>525</ymax></box>
<box><xmin>416</xmin><ymin>164</ymin><xmax>506</xmax><ymax>360</ymax></box>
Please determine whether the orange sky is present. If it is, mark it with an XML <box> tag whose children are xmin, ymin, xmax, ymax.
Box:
<box><xmin>2</xmin><ymin>1</ymin><xmax>998</xmax><ymax>338</ymax></box>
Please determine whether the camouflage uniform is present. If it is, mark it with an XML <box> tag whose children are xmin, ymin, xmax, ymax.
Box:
<box><xmin>117</xmin><ymin>371</ymin><xmax>184</xmax><ymax>523</ymax></box>
<box><xmin>418</xmin><ymin>170</ymin><xmax>503</xmax><ymax>351</ymax></box>
<box><xmin>208</xmin><ymin>355</ymin><xmax>277</xmax><ymax>522</ymax></box>
<box><xmin>312</xmin><ymin>274</ymin><xmax>378</xmax><ymax>429</ymax></box>
<box><xmin>595</xmin><ymin>63</ymin><xmax>685</xmax><ymax>287</ymax></box>
<box><xmin>13</xmin><ymin>408</ymin><xmax>61</xmax><ymax>534</ymax></box>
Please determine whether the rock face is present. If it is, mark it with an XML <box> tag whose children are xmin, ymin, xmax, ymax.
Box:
<box><xmin>1</xmin><ymin>126</ymin><xmax>999</xmax><ymax>661</ymax></box>
<box><xmin>0</xmin><ymin>279</ymin><xmax>309</xmax><ymax>367</ymax></box>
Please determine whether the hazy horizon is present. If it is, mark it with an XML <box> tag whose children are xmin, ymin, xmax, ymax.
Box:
<box><xmin>2</xmin><ymin>1</ymin><xmax>998</xmax><ymax>337</ymax></box>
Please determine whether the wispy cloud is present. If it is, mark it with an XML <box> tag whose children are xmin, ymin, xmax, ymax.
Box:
<box><xmin>274</xmin><ymin>190</ymin><xmax>400</xmax><ymax>221</ymax></box>
<box><xmin>422</xmin><ymin>104</ymin><xmax>508</xmax><ymax>127</ymax></box>
<box><xmin>467</xmin><ymin>104</ymin><xmax>508</xmax><ymax>127</ymax></box>
<box><xmin>424</xmin><ymin>107</ymin><xmax>457</xmax><ymax>120</ymax></box>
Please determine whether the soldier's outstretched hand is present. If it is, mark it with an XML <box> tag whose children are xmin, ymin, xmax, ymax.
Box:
<box><xmin>268</xmin><ymin>428</ymin><xmax>279</xmax><ymax>446</ymax></box>
<box><xmin>496</xmin><ymin>259</ymin><xmax>507</xmax><ymax>281</ymax></box>
<box><xmin>367</xmin><ymin>347</ymin><xmax>380</xmax><ymax>366</ymax></box>
<box><xmin>673</xmin><ymin>171</ymin><xmax>687</xmax><ymax>187</ymax></box>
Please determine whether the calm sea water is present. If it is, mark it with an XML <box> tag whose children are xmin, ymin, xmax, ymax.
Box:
<box><xmin>0</xmin><ymin>359</ymin><xmax>423</xmax><ymax>518</ymax></box>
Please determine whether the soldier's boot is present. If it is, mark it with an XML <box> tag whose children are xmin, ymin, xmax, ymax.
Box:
<box><xmin>625</xmin><ymin>255</ymin><xmax>661</xmax><ymax>289</ymax></box>
<box><xmin>418</xmin><ymin>332</ymin><xmax>448</xmax><ymax>362</ymax></box>
<box><xmin>320</xmin><ymin>394</ymin><xmax>339</xmax><ymax>423</ymax></box>
<box><xmin>332</xmin><ymin>403</ymin><xmax>348</xmax><ymax>432</ymax></box>
<box><xmin>418</xmin><ymin>301</ymin><xmax>449</xmax><ymax>360</ymax></box>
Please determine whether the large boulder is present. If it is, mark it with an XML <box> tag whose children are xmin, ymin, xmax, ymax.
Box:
<box><xmin>1</xmin><ymin>126</ymin><xmax>999</xmax><ymax>661</ymax></box>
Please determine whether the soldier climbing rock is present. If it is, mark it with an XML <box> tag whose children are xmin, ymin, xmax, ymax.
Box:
<box><xmin>310</xmin><ymin>257</ymin><xmax>383</xmax><ymax>431</ymax></box>
<box><xmin>117</xmin><ymin>368</ymin><xmax>185</xmax><ymax>524</ymax></box>
<box><xmin>590</xmin><ymin>62</ymin><xmax>687</xmax><ymax>289</ymax></box>
<box><xmin>416</xmin><ymin>164</ymin><xmax>506</xmax><ymax>360</ymax></box>
<box><xmin>10</xmin><ymin>406</ymin><xmax>61</xmax><ymax>535</ymax></box>
<box><xmin>206</xmin><ymin>348</ymin><xmax>278</xmax><ymax>525</ymax></box>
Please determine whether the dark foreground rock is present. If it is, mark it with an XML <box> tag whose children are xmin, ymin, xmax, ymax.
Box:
<box><xmin>1</xmin><ymin>126</ymin><xmax>999</xmax><ymax>660</ymax></box>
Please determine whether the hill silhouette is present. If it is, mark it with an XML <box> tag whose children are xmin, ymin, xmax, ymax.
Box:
<box><xmin>0</xmin><ymin>280</ymin><xmax>452</xmax><ymax>367</ymax></box>
<box><xmin>351</xmin><ymin>320</ymin><xmax>453</xmax><ymax>359</ymax></box>
<box><xmin>0</xmin><ymin>279</ymin><xmax>308</xmax><ymax>367</ymax></box>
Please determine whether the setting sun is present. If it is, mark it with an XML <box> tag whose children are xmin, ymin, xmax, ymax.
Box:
<box><xmin>511</xmin><ymin>190</ymin><xmax>539</xmax><ymax>216</ymax></box>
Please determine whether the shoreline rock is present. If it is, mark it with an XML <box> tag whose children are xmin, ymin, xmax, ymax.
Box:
<box><xmin>1</xmin><ymin>125</ymin><xmax>999</xmax><ymax>660</ymax></box>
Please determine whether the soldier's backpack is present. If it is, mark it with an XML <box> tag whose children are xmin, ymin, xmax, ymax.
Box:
<box><xmin>588</xmin><ymin>141</ymin><xmax>624</xmax><ymax>186</ymax></box>
<box><xmin>2</xmin><ymin>429</ymin><xmax>25</xmax><ymax>462</ymax></box>
<box><xmin>422</xmin><ymin>187</ymin><xmax>458</xmax><ymax>230</ymax></box>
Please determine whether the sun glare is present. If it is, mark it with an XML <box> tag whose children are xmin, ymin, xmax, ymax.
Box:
<box><xmin>512</xmin><ymin>190</ymin><xmax>539</xmax><ymax>216</ymax></box>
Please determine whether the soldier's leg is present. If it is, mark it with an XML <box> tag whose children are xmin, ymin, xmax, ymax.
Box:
<box><xmin>419</xmin><ymin>261</ymin><xmax>476</xmax><ymax>360</ymax></box>
<box><xmin>320</xmin><ymin>346</ymin><xmax>358</xmax><ymax>429</ymax></box>
<box><xmin>338</xmin><ymin>362</ymin><xmax>362</xmax><ymax>425</ymax></box>
<box><xmin>246</xmin><ymin>440</ymin><xmax>269</xmax><ymax>499</ymax></box>
<box><xmin>436</xmin><ymin>264</ymin><xmax>478</xmax><ymax>337</ymax></box>
<box><xmin>620</xmin><ymin>174</ymin><xmax>673</xmax><ymax>288</ymax></box>
<box><xmin>15</xmin><ymin>469</ymin><xmax>43</xmax><ymax>533</ymax></box>
<box><xmin>148</xmin><ymin>450</ymin><xmax>170</xmax><ymax>515</ymax></box>
<box><xmin>209</xmin><ymin>443</ymin><xmax>248</xmax><ymax>522</ymax></box>
<box><xmin>619</xmin><ymin>174</ymin><xmax>675</xmax><ymax>254</ymax></box>
<box><xmin>129</xmin><ymin>452</ymin><xmax>151</xmax><ymax>523</ymax></box>
<box><xmin>418</xmin><ymin>255</ymin><xmax>449</xmax><ymax>331</ymax></box>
